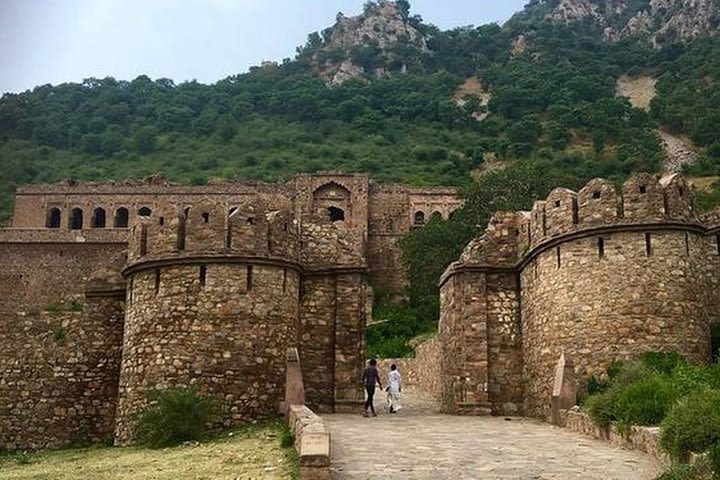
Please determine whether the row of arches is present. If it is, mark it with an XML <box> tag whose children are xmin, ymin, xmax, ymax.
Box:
<box><xmin>413</xmin><ymin>210</ymin><xmax>445</xmax><ymax>227</ymax></box>
<box><xmin>45</xmin><ymin>206</ymin><xmax>153</xmax><ymax>230</ymax></box>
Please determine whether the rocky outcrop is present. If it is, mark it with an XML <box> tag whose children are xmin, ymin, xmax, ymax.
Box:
<box><xmin>537</xmin><ymin>0</ymin><xmax>720</xmax><ymax>47</ymax></box>
<box><xmin>313</xmin><ymin>1</ymin><xmax>428</xmax><ymax>85</ymax></box>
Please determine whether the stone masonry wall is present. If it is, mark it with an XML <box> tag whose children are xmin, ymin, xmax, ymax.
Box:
<box><xmin>299</xmin><ymin>275</ymin><xmax>337</xmax><ymax>413</ymax></box>
<box><xmin>115</xmin><ymin>263</ymin><xmax>300</xmax><ymax>443</ymax></box>
<box><xmin>0</xmin><ymin>240</ymin><xmax>125</xmax><ymax>311</ymax></box>
<box><xmin>486</xmin><ymin>273</ymin><xmax>523</xmax><ymax>415</ymax></box>
<box><xmin>299</xmin><ymin>272</ymin><xmax>370</xmax><ymax>413</ymax></box>
<box><xmin>377</xmin><ymin>336</ymin><xmax>441</xmax><ymax>399</ymax></box>
<box><xmin>0</xmin><ymin>296</ymin><xmax>124</xmax><ymax>450</ymax></box>
<box><xmin>367</xmin><ymin>184</ymin><xmax>411</xmax><ymax>293</ymax></box>
<box><xmin>438</xmin><ymin>268</ymin><xmax>523</xmax><ymax>415</ymax></box>
<box><xmin>521</xmin><ymin>229</ymin><xmax>712</xmax><ymax>418</ymax></box>
<box><xmin>438</xmin><ymin>270</ymin><xmax>492</xmax><ymax>414</ymax></box>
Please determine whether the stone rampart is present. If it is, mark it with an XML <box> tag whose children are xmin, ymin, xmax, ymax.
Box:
<box><xmin>0</xmin><ymin>172</ymin><xmax>461</xmax><ymax>449</ymax></box>
<box><xmin>0</xmin><ymin>240</ymin><xmax>125</xmax><ymax>312</ymax></box>
<box><xmin>116</xmin><ymin>261</ymin><xmax>301</xmax><ymax>443</ymax></box>
<box><xmin>521</xmin><ymin>228</ymin><xmax>712</xmax><ymax>417</ymax></box>
<box><xmin>526</xmin><ymin>173</ymin><xmax>698</xmax><ymax>250</ymax></box>
<box><xmin>0</xmin><ymin>295</ymin><xmax>124</xmax><ymax>450</ymax></box>
<box><xmin>441</xmin><ymin>173</ymin><xmax>718</xmax><ymax>419</ymax></box>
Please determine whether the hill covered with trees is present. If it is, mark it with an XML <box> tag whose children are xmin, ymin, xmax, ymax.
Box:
<box><xmin>1</xmin><ymin>0</ymin><xmax>720</xmax><ymax>354</ymax></box>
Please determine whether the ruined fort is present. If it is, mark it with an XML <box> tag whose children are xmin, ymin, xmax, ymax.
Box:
<box><xmin>434</xmin><ymin>172</ymin><xmax>719</xmax><ymax>419</ymax></box>
<box><xmin>0</xmin><ymin>173</ymin><xmax>460</xmax><ymax>449</ymax></box>
<box><xmin>1</xmin><ymin>171</ymin><xmax>719</xmax><ymax>451</ymax></box>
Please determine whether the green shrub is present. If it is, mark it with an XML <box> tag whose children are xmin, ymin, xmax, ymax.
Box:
<box><xmin>610</xmin><ymin>360</ymin><xmax>654</xmax><ymax>388</ymax></box>
<box><xmin>280</xmin><ymin>425</ymin><xmax>294</xmax><ymax>449</ymax></box>
<box><xmin>585</xmin><ymin>361</ymin><xmax>676</xmax><ymax>429</ymax></box>
<box><xmin>656</xmin><ymin>462</ymin><xmax>713</xmax><ymax>480</ymax></box>
<box><xmin>708</xmin><ymin>443</ymin><xmax>720</xmax><ymax>480</ymax></box>
<box><xmin>135</xmin><ymin>386</ymin><xmax>217</xmax><ymax>448</ymax></box>
<box><xmin>13</xmin><ymin>451</ymin><xmax>32</xmax><ymax>465</ymax></box>
<box><xmin>614</xmin><ymin>375</ymin><xmax>677</xmax><ymax>429</ymax></box>
<box><xmin>52</xmin><ymin>326</ymin><xmax>67</xmax><ymax>343</ymax></box>
<box><xmin>586</xmin><ymin>389</ymin><xmax>618</xmax><ymax>427</ymax></box>
<box><xmin>661</xmin><ymin>390</ymin><xmax>720</xmax><ymax>462</ymax></box>
<box><xmin>641</xmin><ymin>351</ymin><xmax>686</xmax><ymax>375</ymax></box>
<box><xmin>671</xmin><ymin>364</ymin><xmax>716</xmax><ymax>396</ymax></box>
<box><xmin>69</xmin><ymin>299</ymin><xmax>84</xmax><ymax>312</ymax></box>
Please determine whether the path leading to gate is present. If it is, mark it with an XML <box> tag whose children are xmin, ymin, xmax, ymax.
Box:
<box><xmin>322</xmin><ymin>388</ymin><xmax>661</xmax><ymax>480</ymax></box>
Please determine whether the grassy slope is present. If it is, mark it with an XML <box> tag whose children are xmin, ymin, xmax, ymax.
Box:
<box><xmin>0</xmin><ymin>421</ymin><xmax>298</xmax><ymax>480</ymax></box>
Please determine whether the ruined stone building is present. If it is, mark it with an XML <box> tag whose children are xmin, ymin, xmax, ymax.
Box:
<box><xmin>437</xmin><ymin>173</ymin><xmax>720</xmax><ymax>419</ymax></box>
<box><xmin>4</xmin><ymin>170</ymin><xmax>718</xmax><ymax>451</ymax></box>
<box><xmin>0</xmin><ymin>173</ymin><xmax>460</xmax><ymax>449</ymax></box>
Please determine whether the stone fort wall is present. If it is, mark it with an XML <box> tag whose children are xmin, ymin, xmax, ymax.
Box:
<box><xmin>0</xmin><ymin>295</ymin><xmax>124</xmax><ymax>450</ymax></box>
<box><xmin>11</xmin><ymin>174</ymin><xmax>462</xmax><ymax>296</ymax></box>
<box><xmin>2</xmin><ymin>173</ymin><xmax>418</xmax><ymax>449</ymax></box>
<box><xmin>440</xmin><ymin>173</ymin><xmax>720</xmax><ymax>419</ymax></box>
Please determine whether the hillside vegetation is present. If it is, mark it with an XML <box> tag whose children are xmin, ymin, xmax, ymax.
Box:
<box><xmin>1</xmin><ymin>0</ymin><xmax>720</xmax><ymax>354</ymax></box>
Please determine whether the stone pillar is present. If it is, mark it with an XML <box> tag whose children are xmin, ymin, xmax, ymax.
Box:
<box><xmin>282</xmin><ymin>347</ymin><xmax>305</xmax><ymax>417</ymax></box>
<box><xmin>333</xmin><ymin>272</ymin><xmax>368</xmax><ymax>412</ymax></box>
<box><xmin>439</xmin><ymin>270</ymin><xmax>491</xmax><ymax>415</ymax></box>
<box><xmin>299</xmin><ymin>275</ymin><xmax>336</xmax><ymax>413</ymax></box>
<box><xmin>551</xmin><ymin>351</ymin><xmax>576</xmax><ymax>426</ymax></box>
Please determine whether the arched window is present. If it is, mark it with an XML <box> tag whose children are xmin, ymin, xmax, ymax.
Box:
<box><xmin>91</xmin><ymin>207</ymin><xmax>106</xmax><ymax>228</ymax></box>
<box><xmin>69</xmin><ymin>208</ymin><xmax>84</xmax><ymax>230</ymax></box>
<box><xmin>46</xmin><ymin>208</ymin><xmax>61</xmax><ymax>228</ymax></box>
<box><xmin>314</xmin><ymin>182</ymin><xmax>351</xmax><ymax>223</ymax></box>
<box><xmin>431</xmin><ymin>211</ymin><xmax>443</xmax><ymax>221</ymax></box>
<box><xmin>328</xmin><ymin>206</ymin><xmax>345</xmax><ymax>223</ymax></box>
<box><xmin>138</xmin><ymin>207</ymin><xmax>152</xmax><ymax>217</ymax></box>
<box><xmin>413</xmin><ymin>211</ymin><xmax>425</xmax><ymax>226</ymax></box>
<box><xmin>114</xmin><ymin>207</ymin><xmax>129</xmax><ymax>228</ymax></box>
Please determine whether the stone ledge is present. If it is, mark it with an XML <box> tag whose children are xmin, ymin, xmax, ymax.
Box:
<box><xmin>563</xmin><ymin>410</ymin><xmax>668</xmax><ymax>466</ymax></box>
<box><xmin>288</xmin><ymin>405</ymin><xmax>331</xmax><ymax>480</ymax></box>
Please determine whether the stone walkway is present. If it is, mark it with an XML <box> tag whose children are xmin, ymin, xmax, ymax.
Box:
<box><xmin>322</xmin><ymin>388</ymin><xmax>661</xmax><ymax>480</ymax></box>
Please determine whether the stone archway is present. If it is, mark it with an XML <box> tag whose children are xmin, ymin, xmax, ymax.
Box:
<box><xmin>313</xmin><ymin>182</ymin><xmax>351</xmax><ymax>224</ymax></box>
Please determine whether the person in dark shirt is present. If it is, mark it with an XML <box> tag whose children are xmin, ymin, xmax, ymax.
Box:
<box><xmin>362</xmin><ymin>359</ymin><xmax>382</xmax><ymax>417</ymax></box>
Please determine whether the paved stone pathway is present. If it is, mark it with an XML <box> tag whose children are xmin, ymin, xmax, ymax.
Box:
<box><xmin>322</xmin><ymin>388</ymin><xmax>661</xmax><ymax>479</ymax></box>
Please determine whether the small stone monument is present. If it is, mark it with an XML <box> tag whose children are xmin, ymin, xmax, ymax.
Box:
<box><xmin>551</xmin><ymin>350</ymin><xmax>576</xmax><ymax>426</ymax></box>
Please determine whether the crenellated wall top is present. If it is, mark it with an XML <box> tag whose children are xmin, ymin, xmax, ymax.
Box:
<box><xmin>442</xmin><ymin>173</ymin><xmax>712</xmax><ymax>285</ymax></box>
<box><xmin>124</xmin><ymin>199</ymin><xmax>302</xmax><ymax>272</ymax></box>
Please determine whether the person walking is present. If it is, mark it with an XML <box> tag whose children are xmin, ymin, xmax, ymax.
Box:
<box><xmin>362</xmin><ymin>359</ymin><xmax>382</xmax><ymax>417</ymax></box>
<box><xmin>387</xmin><ymin>364</ymin><xmax>402</xmax><ymax>413</ymax></box>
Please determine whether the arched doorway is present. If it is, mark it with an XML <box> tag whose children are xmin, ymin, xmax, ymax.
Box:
<box><xmin>46</xmin><ymin>208</ymin><xmax>61</xmax><ymax>228</ymax></box>
<box><xmin>114</xmin><ymin>207</ymin><xmax>129</xmax><ymax>227</ymax></box>
<box><xmin>69</xmin><ymin>208</ymin><xmax>84</xmax><ymax>230</ymax></box>
<box><xmin>92</xmin><ymin>208</ymin><xmax>107</xmax><ymax>228</ymax></box>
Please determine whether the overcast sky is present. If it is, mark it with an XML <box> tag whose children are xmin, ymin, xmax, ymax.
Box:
<box><xmin>0</xmin><ymin>0</ymin><xmax>528</xmax><ymax>94</ymax></box>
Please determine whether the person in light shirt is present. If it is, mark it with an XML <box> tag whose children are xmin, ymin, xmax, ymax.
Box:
<box><xmin>386</xmin><ymin>364</ymin><xmax>402</xmax><ymax>413</ymax></box>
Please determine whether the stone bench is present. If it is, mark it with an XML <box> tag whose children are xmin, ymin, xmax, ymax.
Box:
<box><xmin>288</xmin><ymin>405</ymin><xmax>331</xmax><ymax>480</ymax></box>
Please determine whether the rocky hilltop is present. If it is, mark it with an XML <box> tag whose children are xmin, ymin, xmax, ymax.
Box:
<box><xmin>525</xmin><ymin>0</ymin><xmax>719</xmax><ymax>47</ymax></box>
<box><xmin>309</xmin><ymin>0</ymin><xmax>428</xmax><ymax>84</ymax></box>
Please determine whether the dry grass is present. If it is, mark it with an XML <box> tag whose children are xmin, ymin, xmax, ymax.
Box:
<box><xmin>0</xmin><ymin>421</ymin><xmax>298</xmax><ymax>480</ymax></box>
<box><xmin>689</xmin><ymin>176</ymin><xmax>720</xmax><ymax>191</ymax></box>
